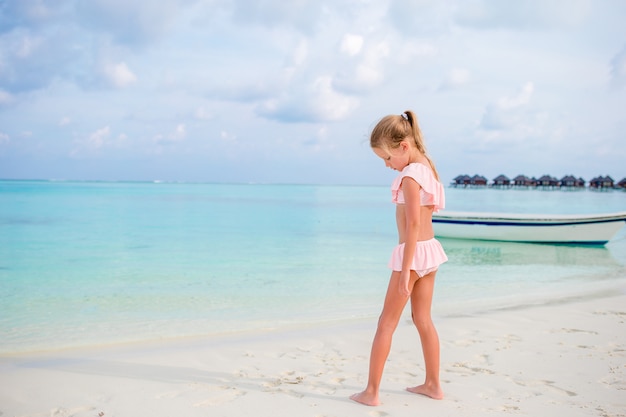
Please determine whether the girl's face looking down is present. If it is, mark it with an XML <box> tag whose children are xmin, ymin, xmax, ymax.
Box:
<box><xmin>372</xmin><ymin>142</ymin><xmax>411</xmax><ymax>172</ymax></box>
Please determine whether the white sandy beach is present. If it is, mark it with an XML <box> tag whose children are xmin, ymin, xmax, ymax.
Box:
<box><xmin>1</xmin><ymin>290</ymin><xmax>625</xmax><ymax>417</ymax></box>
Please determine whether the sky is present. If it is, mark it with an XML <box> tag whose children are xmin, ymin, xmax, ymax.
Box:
<box><xmin>0</xmin><ymin>0</ymin><xmax>625</xmax><ymax>186</ymax></box>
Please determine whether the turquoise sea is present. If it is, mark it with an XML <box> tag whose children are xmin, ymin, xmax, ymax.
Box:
<box><xmin>1</xmin><ymin>180</ymin><xmax>625</xmax><ymax>354</ymax></box>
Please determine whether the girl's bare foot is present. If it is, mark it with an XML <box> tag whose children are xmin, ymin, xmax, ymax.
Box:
<box><xmin>350</xmin><ymin>391</ymin><xmax>380</xmax><ymax>406</ymax></box>
<box><xmin>406</xmin><ymin>383</ymin><xmax>444</xmax><ymax>400</ymax></box>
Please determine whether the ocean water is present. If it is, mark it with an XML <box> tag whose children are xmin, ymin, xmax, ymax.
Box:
<box><xmin>1</xmin><ymin>180</ymin><xmax>625</xmax><ymax>353</ymax></box>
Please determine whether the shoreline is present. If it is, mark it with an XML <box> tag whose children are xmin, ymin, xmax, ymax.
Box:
<box><xmin>1</xmin><ymin>291</ymin><xmax>625</xmax><ymax>417</ymax></box>
<box><xmin>2</xmin><ymin>276</ymin><xmax>626</xmax><ymax>357</ymax></box>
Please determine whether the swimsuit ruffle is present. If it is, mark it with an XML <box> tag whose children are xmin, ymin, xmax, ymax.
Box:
<box><xmin>388</xmin><ymin>238</ymin><xmax>448</xmax><ymax>276</ymax></box>
<box><xmin>391</xmin><ymin>163</ymin><xmax>445</xmax><ymax>211</ymax></box>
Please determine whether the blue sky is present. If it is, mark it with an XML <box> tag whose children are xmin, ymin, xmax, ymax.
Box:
<box><xmin>1</xmin><ymin>0</ymin><xmax>625</xmax><ymax>185</ymax></box>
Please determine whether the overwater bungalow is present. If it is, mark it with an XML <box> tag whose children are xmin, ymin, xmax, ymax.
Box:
<box><xmin>451</xmin><ymin>173</ymin><xmax>622</xmax><ymax>190</ymax></box>
<box><xmin>589</xmin><ymin>175</ymin><xmax>615</xmax><ymax>189</ymax></box>
<box><xmin>451</xmin><ymin>174</ymin><xmax>472</xmax><ymax>187</ymax></box>
<box><xmin>492</xmin><ymin>174</ymin><xmax>511</xmax><ymax>188</ymax></box>
<box><xmin>537</xmin><ymin>175</ymin><xmax>559</xmax><ymax>189</ymax></box>
<box><xmin>471</xmin><ymin>174</ymin><xmax>488</xmax><ymax>187</ymax></box>
<box><xmin>512</xmin><ymin>174</ymin><xmax>534</xmax><ymax>187</ymax></box>
<box><xmin>559</xmin><ymin>175</ymin><xmax>585</xmax><ymax>189</ymax></box>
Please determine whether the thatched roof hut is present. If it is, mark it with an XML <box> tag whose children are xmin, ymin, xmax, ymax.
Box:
<box><xmin>450</xmin><ymin>173</ymin><xmax>621</xmax><ymax>190</ymax></box>
<box><xmin>492</xmin><ymin>174</ymin><xmax>511</xmax><ymax>187</ymax></box>
<box><xmin>559</xmin><ymin>175</ymin><xmax>585</xmax><ymax>188</ymax></box>
<box><xmin>589</xmin><ymin>175</ymin><xmax>615</xmax><ymax>188</ymax></box>
<box><xmin>471</xmin><ymin>175</ymin><xmax>488</xmax><ymax>186</ymax></box>
<box><xmin>537</xmin><ymin>175</ymin><xmax>559</xmax><ymax>187</ymax></box>
<box><xmin>451</xmin><ymin>174</ymin><xmax>472</xmax><ymax>187</ymax></box>
<box><xmin>512</xmin><ymin>174</ymin><xmax>533</xmax><ymax>187</ymax></box>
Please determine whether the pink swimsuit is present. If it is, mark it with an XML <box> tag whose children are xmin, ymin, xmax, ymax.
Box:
<box><xmin>387</xmin><ymin>163</ymin><xmax>448</xmax><ymax>276</ymax></box>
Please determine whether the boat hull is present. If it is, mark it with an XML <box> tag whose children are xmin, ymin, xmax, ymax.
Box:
<box><xmin>433</xmin><ymin>211</ymin><xmax>626</xmax><ymax>245</ymax></box>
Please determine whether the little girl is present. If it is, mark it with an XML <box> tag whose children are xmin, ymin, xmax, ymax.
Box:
<box><xmin>351</xmin><ymin>110</ymin><xmax>447</xmax><ymax>406</ymax></box>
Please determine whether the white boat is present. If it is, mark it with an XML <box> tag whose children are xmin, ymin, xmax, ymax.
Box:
<box><xmin>433</xmin><ymin>211</ymin><xmax>626</xmax><ymax>245</ymax></box>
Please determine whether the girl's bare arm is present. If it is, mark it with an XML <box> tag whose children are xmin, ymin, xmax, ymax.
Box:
<box><xmin>400</xmin><ymin>177</ymin><xmax>422</xmax><ymax>273</ymax></box>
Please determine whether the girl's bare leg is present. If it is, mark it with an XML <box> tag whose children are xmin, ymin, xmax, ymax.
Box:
<box><xmin>406</xmin><ymin>270</ymin><xmax>444</xmax><ymax>400</ymax></box>
<box><xmin>350</xmin><ymin>271</ymin><xmax>415</xmax><ymax>406</ymax></box>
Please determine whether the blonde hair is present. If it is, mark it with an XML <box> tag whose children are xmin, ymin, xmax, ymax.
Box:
<box><xmin>370</xmin><ymin>110</ymin><xmax>440</xmax><ymax>180</ymax></box>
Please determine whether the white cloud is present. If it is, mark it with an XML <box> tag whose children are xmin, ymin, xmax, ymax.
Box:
<box><xmin>170</xmin><ymin>124</ymin><xmax>186</xmax><ymax>141</ymax></box>
<box><xmin>70</xmin><ymin>126</ymin><xmax>112</xmax><ymax>157</ymax></box>
<box><xmin>353</xmin><ymin>64</ymin><xmax>381</xmax><ymax>87</ymax></box>
<box><xmin>0</xmin><ymin>132</ymin><xmax>9</xmax><ymax>145</ymax></box>
<box><xmin>59</xmin><ymin>117</ymin><xmax>71</xmax><ymax>126</ymax></box>
<box><xmin>153</xmin><ymin>124</ymin><xmax>186</xmax><ymax>145</ymax></box>
<box><xmin>88</xmin><ymin>126</ymin><xmax>111</xmax><ymax>148</ymax></box>
<box><xmin>333</xmin><ymin>40</ymin><xmax>388</xmax><ymax>93</ymax></box>
<box><xmin>312</xmin><ymin>76</ymin><xmax>360</xmax><ymax>121</ymax></box>
<box><xmin>359</xmin><ymin>41</ymin><xmax>388</xmax><ymax>83</ymax></box>
<box><xmin>479</xmin><ymin>82</ymin><xmax>535</xmax><ymax>132</ymax></box>
<box><xmin>283</xmin><ymin>39</ymin><xmax>309</xmax><ymax>82</ymax></box>
<box><xmin>257</xmin><ymin>75</ymin><xmax>359</xmax><ymax>123</ymax></box>
<box><xmin>497</xmin><ymin>81</ymin><xmax>534</xmax><ymax>110</ymax></box>
<box><xmin>103</xmin><ymin>62</ymin><xmax>137</xmax><ymax>88</ymax></box>
<box><xmin>300</xmin><ymin>125</ymin><xmax>335</xmax><ymax>152</ymax></box>
<box><xmin>340</xmin><ymin>33</ymin><xmax>363</xmax><ymax>56</ymax></box>
<box><xmin>220</xmin><ymin>130</ymin><xmax>237</xmax><ymax>143</ymax></box>
<box><xmin>0</xmin><ymin>90</ymin><xmax>14</xmax><ymax>106</ymax></box>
